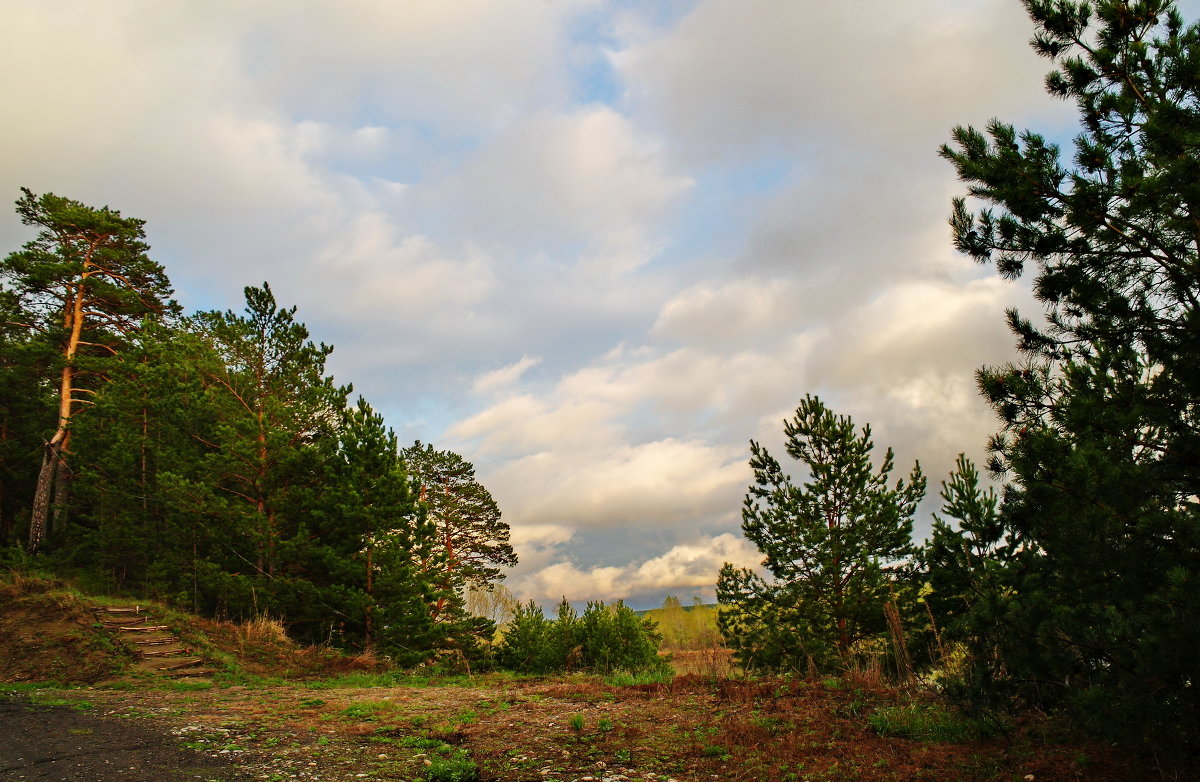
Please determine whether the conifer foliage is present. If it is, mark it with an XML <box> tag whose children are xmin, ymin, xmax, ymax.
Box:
<box><xmin>717</xmin><ymin>396</ymin><xmax>925</xmax><ymax>673</ymax></box>
<box><xmin>937</xmin><ymin>0</ymin><xmax>1200</xmax><ymax>752</ymax></box>
<box><xmin>496</xmin><ymin>599</ymin><xmax>668</xmax><ymax>676</ymax></box>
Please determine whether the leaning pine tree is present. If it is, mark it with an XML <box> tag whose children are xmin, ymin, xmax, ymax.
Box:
<box><xmin>718</xmin><ymin>396</ymin><xmax>925</xmax><ymax>673</ymax></box>
<box><xmin>0</xmin><ymin>189</ymin><xmax>175</xmax><ymax>553</ymax></box>
<box><xmin>938</xmin><ymin>0</ymin><xmax>1200</xmax><ymax>754</ymax></box>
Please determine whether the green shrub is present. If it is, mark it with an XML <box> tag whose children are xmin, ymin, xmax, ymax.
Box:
<box><xmin>496</xmin><ymin>598</ymin><xmax>670</xmax><ymax>677</ymax></box>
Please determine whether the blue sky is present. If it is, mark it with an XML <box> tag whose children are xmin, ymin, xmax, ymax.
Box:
<box><xmin>4</xmin><ymin>0</ymin><xmax>1187</xmax><ymax>608</ymax></box>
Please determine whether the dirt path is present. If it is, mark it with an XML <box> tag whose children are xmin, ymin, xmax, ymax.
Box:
<box><xmin>0</xmin><ymin>695</ymin><xmax>247</xmax><ymax>781</ymax></box>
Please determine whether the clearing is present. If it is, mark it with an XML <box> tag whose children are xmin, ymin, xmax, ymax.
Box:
<box><xmin>0</xmin><ymin>577</ymin><xmax>1174</xmax><ymax>781</ymax></box>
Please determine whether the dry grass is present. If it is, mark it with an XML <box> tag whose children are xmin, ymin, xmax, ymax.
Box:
<box><xmin>238</xmin><ymin>614</ymin><xmax>291</xmax><ymax>647</ymax></box>
<box><xmin>669</xmin><ymin>647</ymin><xmax>736</xmax><ymax>678</ymax></box>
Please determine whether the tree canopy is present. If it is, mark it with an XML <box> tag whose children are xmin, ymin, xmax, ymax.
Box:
<box><xmin>936</xmin><ymin>0</ymin><xmax>1200</xmax><ymax>753</ymax></box>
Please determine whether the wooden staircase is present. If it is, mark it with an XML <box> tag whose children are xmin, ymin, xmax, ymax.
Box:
<box><xmin>92</xmin><ymin>605</ymin><xmax>218</xmax><ymax>680</ymax></box>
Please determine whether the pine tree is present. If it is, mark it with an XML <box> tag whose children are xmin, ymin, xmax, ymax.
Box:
<box><xmin>332</xmin><ymin>397</ymin><xmax>444</xmax><ymax>651</ymax></box>
<box><xmin>401</xmin><ymin>442</ymin><xmax>517</xmax><ymax>608</ymax></box>
<box><xmin>191</xmin><ymin>283</ymin><xmax>349</xmax><ymax>580</ymax></box>
<box><xmin>717</xmin><ymin>396</ymin><xmax>925</xmax><ymax>672</ymax></box>
<box><xmin>179</xmin><ymin>284</ymin><xmax>355</xmax><ymax>639</ymax></box>
<box><xmin>66</xmin><ymin>321</ymin><xmax>215</xmax><ymax>592</ymax></box>
<box><xmin>938</xmin><ymin>0</ymin><xmax>1200</xmax><ymax>752</ymax></box>
<box><xmin>1</xmin><ymin>189</ymin><xmax>175</xmax><ymax>552</ymax></box>
<box><xmin>0</xmin><ymin>286</ymin><xmax>46</xmax><ymax>545</ymax></box>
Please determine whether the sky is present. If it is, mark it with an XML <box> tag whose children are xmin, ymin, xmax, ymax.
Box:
<box><xmin>4</xmin><ymin>0</ymin><xmax>1184</xmax><ymax>609</ymax></box>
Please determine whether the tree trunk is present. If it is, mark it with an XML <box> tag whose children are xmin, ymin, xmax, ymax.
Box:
<box><xmin>49</xmin><ymin>454</ymin><xmax>70</xmax><ymax>534</ymax></box>
<box><xmin>28</xmin><ymin>442</ymin><xmax>61</xmax><ymax>553</ymax></box>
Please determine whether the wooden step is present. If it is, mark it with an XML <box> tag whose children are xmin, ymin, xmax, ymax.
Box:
<box><xmin>132</xmin><ymin>637</ymin><xmax>177</xmax><ymax>646</ymax></box>
<box><xmin>102</xmin><ymin>615</ymin><xmax>149</xmax><ymax>627</ymax></box>
<box><xmin>118</xmin><ymin>625</ymin><xmax>170</xmax><ymax>632</ymax></box>
<box><xmin>140</xmin><ymin>647</ymin><xmax>190</xmax><ymax>658</ymax></box>
<box><xmin>93</xmin><ymin>606</ymin><xmax>143</xmax><ymax>614</ymax></box>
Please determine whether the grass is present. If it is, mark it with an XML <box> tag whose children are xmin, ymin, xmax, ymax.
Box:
<box><xmin>27</xmin><ymin>692</ymin><xmax>95</xmax><ymax>711</ymax></box>
<box><xmin>604</xmin><ymin>668</ymin><xmax>675</xmax><ymax>687</ymax></box>
<box><xmin>424</xmin><ymin>746</ymin><xmax>480</xmax><ymax>782</ymax></box>
<box><xmin>868</xmin><ymin>701</ymin><xmax>995</xmax><ymax>742</ymax></box>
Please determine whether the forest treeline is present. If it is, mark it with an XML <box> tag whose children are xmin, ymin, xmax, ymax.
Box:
<box><xmin>0</xmin><ymin>189</ymin><xmax>520</xmax><ymax>665</ymax></box>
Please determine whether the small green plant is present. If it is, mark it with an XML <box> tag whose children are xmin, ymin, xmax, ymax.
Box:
<box><xmin>569</xmin><ymin>713</ymin><xmax>585</xmax><ymax>733</ymax></box>
<box><xmin>424</xmin><ymin>747</ymin><xmax>479</xmax><ymax>782</ymax></box>
<box><xmin>341</xmin><ymin>701</ymin><xmax>393</xmax><ymax>722</ymax></box>
<box><xmin>614</xmin><ymin>748</ymin><xmax>632</xmax><ymax>764</ymax></box>
<box><xmin>597</xmin><ymin>717</ymin><xmax>613</xmax><ymax>733</ymax></box>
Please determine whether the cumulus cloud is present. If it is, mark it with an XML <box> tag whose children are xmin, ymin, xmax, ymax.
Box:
<box><xmin>510</xmin><ymin>533</ymin><xmax>762</xmax><ymax>604</ymax></box>
<box><xmin>412</xmin><ymin>106</ymin><xmax>693</xmax><ymax>274</ymax></box>
<box><xmin>612</xmin><ymin>0</ymin><xmax>1072</xmax><ymax>162</ymax></box>
<box><xmin>473</xmin><ymin>355</ymin><xmax>544</xmax><ymax>396</ymax></box>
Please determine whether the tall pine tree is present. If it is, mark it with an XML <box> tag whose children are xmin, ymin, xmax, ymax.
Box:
<box><xmin>1</xmin><ymin>189</ymin><xmax>175</xmax><ymax>553</ymax></box>
<box><xmin>938</xmin><ymin>0</ymin><xmax>1200</xmax><ymax>752</ymax></box>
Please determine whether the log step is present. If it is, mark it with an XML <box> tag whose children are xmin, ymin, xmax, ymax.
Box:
<box><xmin>140</xmin><ymin>648</ymin><xmax>190</xmax><ymax>658</ymax></box>
<box><xmin>118</xmin><ymin>625</ymin><xmax>170</xmax><ymax>632</ymax></box>
<box><xmin>93</xmin><ymin>606</ymin><xmax>142</xmax><ymax>614</ymax></box>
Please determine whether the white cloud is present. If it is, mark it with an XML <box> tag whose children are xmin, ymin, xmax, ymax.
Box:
<box><xmin>612</xmin><ymin>0</ymin><xmax>1072</xmax><ymax>162</ymax></box>
<box><xmin>413</xmin><ymin>107</ymin><xmax>693</xmax><ymax>274</ymax></box>
<box><xmin>511</xmin><ymin>533</ymin><xmax>761</xmax><ymax>604</ymax></box>
<box><xmin>473</xmin><ymin>355</ymin><xmax>544</xmax><ymax>396</ymax></box>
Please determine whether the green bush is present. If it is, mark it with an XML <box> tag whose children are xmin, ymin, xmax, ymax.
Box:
<box><xmin>496</xmin><ymin>598</ymin><xmax>670</xmax><ymax>676</ymax></box>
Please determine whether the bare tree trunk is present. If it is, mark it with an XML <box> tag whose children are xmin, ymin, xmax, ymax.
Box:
<box><xmin>49</xmin><ymin>454</ymin><xmax>70</xmax><ymax>534</ymax></box>
<box><xmin>28</xmin><ymin>443</ymin><xmax>60</xmax><ymax>553</ymax></box>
